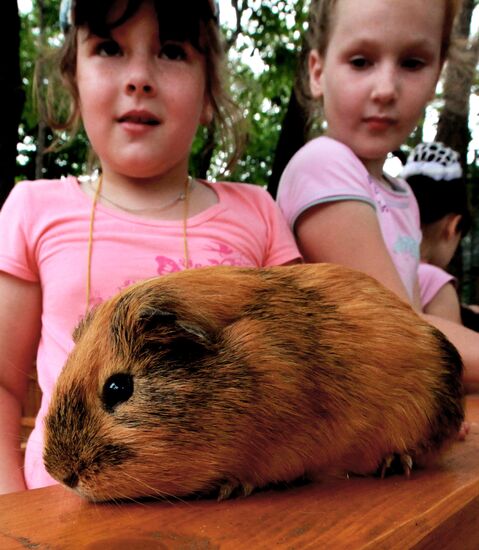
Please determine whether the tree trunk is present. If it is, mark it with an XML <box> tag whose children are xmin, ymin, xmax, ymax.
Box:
<box><xmin>435</xmin><ymin>0</ymin><xmax>479</xmax><ymax>302</ymax></box>
<box><xmin>0</xmin><ymin>0</ymin><xmax>24</xmax><ymax>206</ymax></box>
<box><xmin>435</xmin><ymin>0</ymin><xmax>478</xmax><ymax>168</ymax></box>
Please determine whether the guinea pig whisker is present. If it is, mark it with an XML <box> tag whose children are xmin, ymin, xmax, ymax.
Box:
<box><xmin>121</xmin><ymin>471</ymin><xmax>189</xmax><ymax>505</ymax></box>
<box><xmin>112</xmin><ymin>494</ymin><xmax>146</xmax><ymax>508</ymax></box>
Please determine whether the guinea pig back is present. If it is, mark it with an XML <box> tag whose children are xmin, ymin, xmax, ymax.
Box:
<box><xmin>43</xmin><ymin>264</ymin><xmax>464</xmax><ymax>502</ymax></box>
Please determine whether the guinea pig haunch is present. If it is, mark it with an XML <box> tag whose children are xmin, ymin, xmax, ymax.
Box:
<box><xmin>43</xmin><ymin>264</ymin><xmax>464</xmax><ymax>502</ymax></box>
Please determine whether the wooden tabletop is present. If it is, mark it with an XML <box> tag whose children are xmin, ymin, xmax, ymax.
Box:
<box><xmin>1</xmin><ymin>395</ymin><xmax>479</xmax><ymax>550</ymax></box>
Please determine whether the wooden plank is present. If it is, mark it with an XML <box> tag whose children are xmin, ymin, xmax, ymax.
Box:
<box><xmin>1</xmin><ymin>396</ymin><xmax>478</xmax><ymax>549</ymax></box>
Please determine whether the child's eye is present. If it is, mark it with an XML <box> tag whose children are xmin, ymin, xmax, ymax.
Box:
<box><xmin>95</xmin><ymin>40</ymin><xmax>122</xmax><ymax>57</ymax></box>
<box><xmin>401</xmin><ymin>58</ymin><xmax>425</xmax><ymax>70</ymax></box>
<box><xmin>349</xmin><ymin>56</ymin><xmax>372</xmax><ymax>69</ymax></box>
<box><xmin>160</xmin><ymin>42</ymin><xmax>188</xmax><ymax>61</ymax></box>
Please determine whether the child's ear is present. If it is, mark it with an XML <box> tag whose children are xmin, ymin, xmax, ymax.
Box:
<box><xmin>309</xmin><ymin>49</ymin><xmax>324</xmax><ymax>99</ymax></box>
<box><xmin>444</xmin><ymin>214</ymin><xmax>463</xmax><ymax>240</ymax></box>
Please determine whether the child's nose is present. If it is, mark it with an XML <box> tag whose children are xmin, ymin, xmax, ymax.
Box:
<box><xmin>125</xmin><ymin>57</ymin><xmax>157</xmax><ymax>96</ymax></box>
<box><xmin>371</xmin><ymin>66</ymin><xmax>399</xmax><ymax>104</ymax></box>
<box><xmin>126</xmin><ymin>81</ymin><xmax>155</xmax><ymax>95</ymax></box>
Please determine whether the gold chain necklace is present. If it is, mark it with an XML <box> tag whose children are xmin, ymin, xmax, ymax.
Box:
<box><xmin>88</xmin><ymin>178</ymin><xmax>192</xmax><ymax>214</ymax></box>
<box><xmin>85</xmin><ymin>174</ymin><xmax>191</xmax><ymax>313</ymax></box>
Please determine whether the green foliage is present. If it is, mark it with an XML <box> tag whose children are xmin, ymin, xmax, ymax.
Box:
<box><xmin>18</xmin><ymin>0</ymin><xmax>89</xmax><ymax>181</ymax></box>
<box><xmin>220</xmin><ymin>0</ymin><xmax>308</xmax><ymax>185</ymax></box>
<box><xmin>19</xmin><ymin>1</ymin><xmax>60</xmax><ymax>128</ymax></box>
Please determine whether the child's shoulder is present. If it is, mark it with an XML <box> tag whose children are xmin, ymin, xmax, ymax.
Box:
<box><xmin>3</xmin><ymin>176</ymin><xmax>81</xmax><ymax>218</ymax></box>
<box><xmin>279</xmin><ymin>137</ymin><xmax>367</xmax><ymax>192</ymax></box>
<box><xmin>210</xmin><ymin>179</ymin><xmax>268</xmax><ymax>193</ymax></box>
<box><xmin>12</xmin><ymin>176</ymin><xmax>78</xmax><ymax>200</ymax></box>
<box><xmin>278</xmin><ymin>137</ymin><xmax>368</xmax><ymax>201</ymax></box>
<box><xmin>288</xmin><ymin>136</ymin><xmax>364</xmax><ymax>170</ymax></box>
<box><xmin>206</xmin><ymin>180</ymin><xmax>273</xmax><ymax>204</ymax></box>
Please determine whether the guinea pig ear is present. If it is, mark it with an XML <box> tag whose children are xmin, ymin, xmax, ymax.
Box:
<box><xmin>136</xmin><ymin>306</ymin><xmax>217</xmax><ymax>354</ymax></box>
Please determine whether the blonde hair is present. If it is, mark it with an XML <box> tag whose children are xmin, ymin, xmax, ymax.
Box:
<box><xmin>41</xmin><ymin>0</ymin><xmax>243</xmax><ymax>173</ymax></box>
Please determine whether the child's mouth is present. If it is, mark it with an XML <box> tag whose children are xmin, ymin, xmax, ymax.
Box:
<box><xmin>118</xmin><ymin>112</ymin><xmax>160</xmax><ymax>126</ymax></box>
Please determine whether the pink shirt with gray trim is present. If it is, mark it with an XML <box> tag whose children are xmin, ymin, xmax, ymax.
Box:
<box><xmin>277</xmin><ymin>136</ymin><xmax>421</xmax><ymax>301</ymax></box>
<box><xmin>418</xmin><ymin>262</ymin><xmax>456</xmax><ymax>308</ymax></box>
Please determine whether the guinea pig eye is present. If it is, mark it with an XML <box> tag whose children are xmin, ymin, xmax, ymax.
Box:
<box><xmin>102</xmin><ymin>373</ymin><xmax>134</xmax><ymax>412</ymax></box>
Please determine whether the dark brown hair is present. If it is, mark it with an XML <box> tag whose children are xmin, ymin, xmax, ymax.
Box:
<box><xmin>42</xmin><ymin>0</ymin><xmax>243</xmax><ymax>172</ymax></box>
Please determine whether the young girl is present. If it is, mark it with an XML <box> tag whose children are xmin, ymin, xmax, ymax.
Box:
<box><xmin>402</xmin><ymin>141</ymin><xmax>479</xmax><ymax>330</ymax></box>
<box><xmin>277</xmin><ymin>0</ymin><xmax>479</xmax><ymax>389</ymax></box>
<box><xmin>0</xmin><ymin>0</ymin><xmax>300</xmax><ymax>494</ymax></box>
<box><xmin>402</xmin><ymin>141</ymin><xmax>470</xmax><ymax>323</ymax></box>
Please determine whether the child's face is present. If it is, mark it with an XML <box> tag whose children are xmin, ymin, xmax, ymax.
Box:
<box><xmin>309</xmin><ymin>0</ymin><xmax>444</xmax><ymax>176</ymax></box>
<box><xmin>75</xmin><ymin>0</ymin><xmax>211</xmax><ymax>181</ymax></box>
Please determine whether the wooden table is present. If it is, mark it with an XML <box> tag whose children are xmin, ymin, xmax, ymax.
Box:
<box><xmin>1</xmin><ymin>396</ymin><xmax>479</xmax><ymax>550</ymax></box>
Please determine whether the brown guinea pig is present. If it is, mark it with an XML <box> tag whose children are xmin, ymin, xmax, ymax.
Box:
<box><xmin>43</xmin><ymin>264</ymin><xmax>464</xmax><ymax>502</ymax></box>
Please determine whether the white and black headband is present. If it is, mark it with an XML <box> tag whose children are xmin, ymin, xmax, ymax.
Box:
<box><xmin>401</xmin><ymin>142</ymin><xmax>463</xmax><ymax>182</ymax></box>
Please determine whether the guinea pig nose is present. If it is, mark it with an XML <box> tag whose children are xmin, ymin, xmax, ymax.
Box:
<box><xmin>63</xmin><ymin>472</ymin><xmax>79</xmax><ymax>489</ymax></box>
<box><xmin>102</xmin><ymin>373</ymin><xmax>134</xmax><ymax>412</ymax></box>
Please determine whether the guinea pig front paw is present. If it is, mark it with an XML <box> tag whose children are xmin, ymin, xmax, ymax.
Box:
<box><xmin>379</xmin><ymin>453</ymin><xmax>414</xmax><ymax>479</ymax></box>
<box><xmin>217</xmin><ymin>479</ymin><xmax>255</xmax><ymax>501</ymax></box>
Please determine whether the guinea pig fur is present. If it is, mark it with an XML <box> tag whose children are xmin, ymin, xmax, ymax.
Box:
<box><xmin>43</xmin><ymin>264</ymin><xmax>464</xmax><ymax>502</ymax></box>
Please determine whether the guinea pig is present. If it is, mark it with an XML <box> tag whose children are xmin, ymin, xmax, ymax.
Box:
<box><xmin>43</xmin><ymin>263</ymin><xmax>464</xmax><ymax>502</ymax></box>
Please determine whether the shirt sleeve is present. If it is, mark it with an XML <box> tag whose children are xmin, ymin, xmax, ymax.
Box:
<box><xmin>258</xmin><ymin>188</ymin><xmax>302</xmax><ymax>266</ymax></box>
<box><xmin>418</xmin><ymin>263</ymin><xmax>456</xmax><ymax>308</ymax></box>
<box><xmin>277</xmin><ymin>137</ymin><xmax>376</xmax><ymax>231</ymax></box>
<box><xmin>0</xmin><ymin>181</ymin><xmax>39</xmax><ymax>282</ymax></box>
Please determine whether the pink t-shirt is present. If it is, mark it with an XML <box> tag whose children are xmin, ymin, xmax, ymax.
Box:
<box><xmin>418</xmin><ymin>262</ymin><xmax>456</xmax><ymax>308</ymax></box>
<box><xmin>0</xmin><ymin>176</ymin><xmax>300</xmax><ymax>489</ymax></box>
<box><xmin>277</xmin><ymin>136</ymin><xmax>421</xmax><ymax>300</ymax></box>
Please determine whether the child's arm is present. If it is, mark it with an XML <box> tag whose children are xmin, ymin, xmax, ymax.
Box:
<box><xmin>0</xmin><ymin>273</ymin><xmax>42</xmax><ymax>494</ymax></box>
<box><xmin>296</xmin><ymin>200</ymin><xmax>479</xmax><ymax>390</ymax></box>
<box><xmin>423</xmin><ymin>282</ymin><xmax>463</xmax><ymax>325</ymax></box>
<box><xmin>296</xmin><ymin>200</ymin><xmax>416</xmax><ymax>305</ymax></box>
<box><xmin>423</xmin><ymin>314</ymin><xmax>479</xmax><ymax>393</ymax></box>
